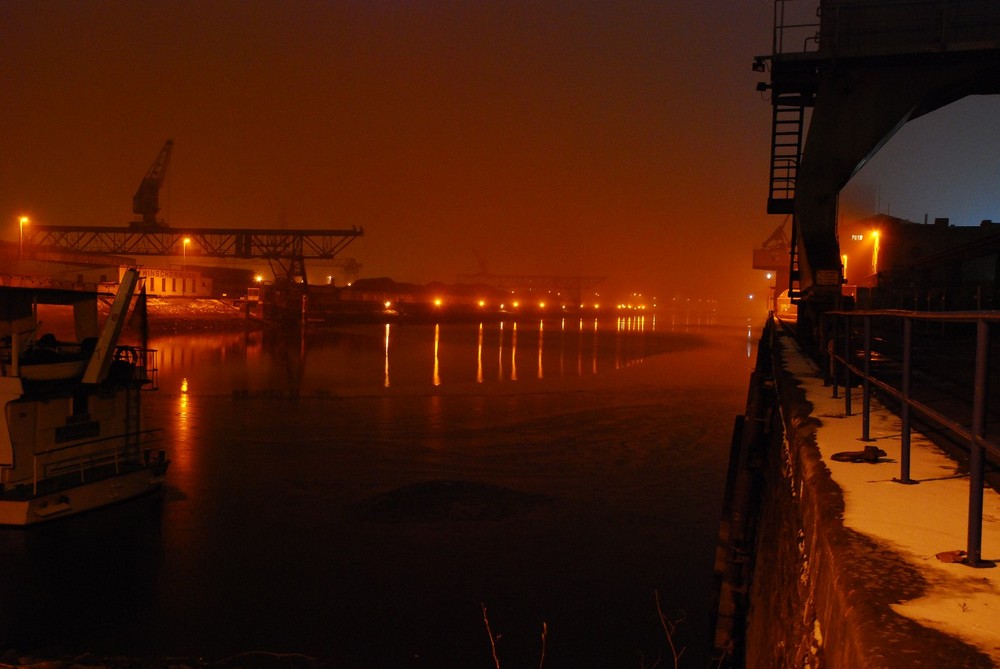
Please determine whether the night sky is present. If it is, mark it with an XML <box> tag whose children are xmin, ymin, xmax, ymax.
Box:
<box><xmin>3</xmin><ymin>2</ymin><xmax>998</xmax><ymax>305</ymax></box>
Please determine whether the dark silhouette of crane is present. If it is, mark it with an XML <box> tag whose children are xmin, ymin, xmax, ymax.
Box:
<box><xmin>24</xmin><ymin>139</ymin><xmax>364</xmax><ymax>295</ymax></box>
<box><xmin>132</xmin><ymin>139</ymin><xmax>173</xmax><ymax>229</ymax></box>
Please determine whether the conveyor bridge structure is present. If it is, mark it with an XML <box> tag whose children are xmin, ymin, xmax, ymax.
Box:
<box><xmin>756</xmin><ymin>0</ymin><xmax>1000</xmax><ymax>341</ymax></box>
<box><xmin>24</xmin><ymin>224</ymin><xmax>364</xmax><ymax>286</ymax></box>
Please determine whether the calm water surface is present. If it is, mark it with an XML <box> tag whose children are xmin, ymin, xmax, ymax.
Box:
<box><xmin>0</xmin><ymin>313</ymin><xmax>757</xmax><ymax>668</ymax></box>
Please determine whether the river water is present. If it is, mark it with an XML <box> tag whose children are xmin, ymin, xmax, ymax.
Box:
<box><xmin>0</xmin><ymin>313</ymin><xmax>756</xmax><ymax>668</ymax></box>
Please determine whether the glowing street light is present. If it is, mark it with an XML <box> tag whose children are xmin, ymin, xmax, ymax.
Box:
<box><xmin>182</xmin><ymin>237</ymin><xmax>191</xmax><ymax>294</ymax></box>
<box><xmin>18</xmin><ymin>216</ymin><xmax>28</xmax><ymax>261</ymax></box>
<box><xmin>871</xmin><ymin>230</ymin><xmax>881</xmax><ymax>274</ymax></box>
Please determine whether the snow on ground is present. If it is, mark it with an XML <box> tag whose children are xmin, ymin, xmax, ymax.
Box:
<box><xmin>781</xmin><ymin>337</ymin><xmax>1000</xmax><ymax>662</ymax></box>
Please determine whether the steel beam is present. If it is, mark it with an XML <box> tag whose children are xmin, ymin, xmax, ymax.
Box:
<box><xmin>25</xmin><ymin>225</ymin><xmax>363</xmax><ymax>261</ymax></box>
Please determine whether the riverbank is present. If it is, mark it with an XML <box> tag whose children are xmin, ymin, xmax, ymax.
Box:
<box><xmin>728</xmin><ymin>320</ymin><xmax>1000</xmax><ymax>667</ymax></box>
<box><xmin>110</xmin><ymin>296</ymin><xmax>259</xmax><ymax>334</ymax></box>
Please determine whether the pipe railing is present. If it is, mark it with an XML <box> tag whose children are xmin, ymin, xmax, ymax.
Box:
<box><xmin>30</xmin><ymin>428</ymin><xmax>165</xmax><ymax>495</ymax></box>
<box><xmin>822</xmin><ymin>309</ymin><xmax>999</xmax><ymax>566</ymax></box>
<box><xmin>774</xmin><ymin>0</ymin><xmax>821</xmax><ymax>54</ymax></box>
<box><xmin>773</xmin><ymin>0</ymin><xmax>1000</xmax><ymax>57</ymax></box>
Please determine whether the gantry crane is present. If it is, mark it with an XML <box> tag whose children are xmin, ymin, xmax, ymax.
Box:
<box><xmin>132</xmin><ymin>139</ymin><xmax>173</xmax><ymax>229</ymax></box>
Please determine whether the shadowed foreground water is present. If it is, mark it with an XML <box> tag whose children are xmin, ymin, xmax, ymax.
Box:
<box><xmin>0</xmin><ymin>315</ymin><xmax>756</xmax><ymax>668</ymax></box>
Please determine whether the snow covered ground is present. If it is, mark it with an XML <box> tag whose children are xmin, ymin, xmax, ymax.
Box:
<box><xmin>781</xmin><ymin>338</ymin><xmax>1000</xmax><ymax>662</ymax></box>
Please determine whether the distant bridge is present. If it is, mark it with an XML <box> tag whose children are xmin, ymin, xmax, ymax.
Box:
<box><xmin>24</xmin><ymin>224</ymin><xmax>363</xmax><ymax>283</ymax></box>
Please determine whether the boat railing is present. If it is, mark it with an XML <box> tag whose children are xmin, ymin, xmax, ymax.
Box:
<box><xmin>111</xmin><ymin>345</ymin><xmax>159</xmax><ymax>390</ymax></box>
<box><xmin>30</xmin><ymin>428</ymin><xmax>166</xmax><ymax>495</ymax></box>
<box><xmin>0</xmin><ymin>341</ymin><xmax>159</xmax><ymax>386</ymax></box>
<box><xmin>142</xmin><ymin>347</ymin><xmax>159</xmax><ymax>390</ymax></box>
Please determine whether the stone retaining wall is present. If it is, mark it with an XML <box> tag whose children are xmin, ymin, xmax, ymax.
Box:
<box><xmin>740</xmin><ymin>330</ymin><xmax>991</xmax><ymax>668</ymax></box>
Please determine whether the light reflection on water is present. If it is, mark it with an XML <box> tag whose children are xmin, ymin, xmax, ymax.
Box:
<box><xmin>150</xmin><ymin>316</ymin><xmax>699</xmax><ymax>397</ymax></box>
<box><xmin>0</xmin><ymin>311</ymin><xmax>758</xmax><ymax>667</ymax></box>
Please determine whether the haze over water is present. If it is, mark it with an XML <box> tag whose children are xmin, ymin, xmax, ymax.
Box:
<box><xmin>0</xmin><ymin>314</ymin><xmax>755</xmax><ymax>668</ymax></box>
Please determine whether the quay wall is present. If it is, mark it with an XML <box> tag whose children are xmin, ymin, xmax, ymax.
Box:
<box><xmin>724</xmin><ymin>323</ymin><xmax>991</xmax><ymax>668</ymax></box>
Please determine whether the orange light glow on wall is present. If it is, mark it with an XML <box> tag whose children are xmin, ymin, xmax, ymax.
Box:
<box><xmin>871</xmin><ymin>230</ymin><xmax>880</xmax><ymax>274</ymax></box>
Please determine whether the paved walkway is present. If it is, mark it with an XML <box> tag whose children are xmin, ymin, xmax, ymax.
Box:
<box><xmin>781</xmin><ymin>332</ymin><xmax>1000</xmax><ymax>664</ymax></box>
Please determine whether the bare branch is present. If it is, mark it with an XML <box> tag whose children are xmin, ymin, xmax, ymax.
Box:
<box><xmin>482</xmin><ymin>603</ymin><xmax>502</xmax><ymax>669</ymax></box>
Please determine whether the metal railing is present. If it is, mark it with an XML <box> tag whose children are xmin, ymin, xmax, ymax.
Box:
<box><xmin>774</xmin><ymin>0</ymin><xmax>821</xmax><ymax>54</ymax></box>
<box><xmin>774</xmin><ymin>0</ymin><xmax>1000</xmax><ymax>57</ymax></box>
<box><xmin>29</xmin><ymin>428</ymin><xmax>165</xmax><ymax>495</ymax></box>
<box><xmin>822</xmin><ymin>309</ymin><xmax>999</xmax><ymax>566</ymax></box>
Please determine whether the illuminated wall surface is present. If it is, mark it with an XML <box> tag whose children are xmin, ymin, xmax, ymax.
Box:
<box><xmin>839</xmin><ymin>214</ymin><xmax>999</xmax><ymax>287</ymax></box>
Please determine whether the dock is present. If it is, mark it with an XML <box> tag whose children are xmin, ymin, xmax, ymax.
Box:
<box><xmin>715</xmin><ymin>317</ymin><xmax>1000</xmax><ymax>667</ymax></box>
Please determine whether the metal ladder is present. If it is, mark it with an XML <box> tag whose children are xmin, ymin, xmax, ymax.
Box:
<box><xmin>767</xmin><ymin>95</ymin><xmax>807</xmax><ymax>301</ymax></box>
<box><xmin>766</xmin><ymin>97</ymin><xmax>805</xmax><ymax>216</ymax></box>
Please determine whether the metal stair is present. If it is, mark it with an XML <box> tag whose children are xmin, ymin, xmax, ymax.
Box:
<box><xmin>766</xmin><ymin>96</ymin><xmax>806</xmax><ymax>216</ymax></box>
<box><xmin>767</xmin><ymin>92</ymin><xmax>810</xmax><ymax>301</ymax></box>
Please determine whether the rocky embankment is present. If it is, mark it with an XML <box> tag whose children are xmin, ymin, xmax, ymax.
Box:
<box><xmin>104</xmin><ymin>297</ymin><xmax>260</xmax><ymax>334</ymax></box>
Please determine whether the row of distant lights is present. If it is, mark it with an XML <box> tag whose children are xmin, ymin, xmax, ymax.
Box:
<box><xmin>377</xmin><ymin>299</ymin><xmax>654</xmax><ymax>310</ymax></box>
<box><xmin>398</xmin><ymin>298</ymin><xmax>611</xmax><ymax>310</ymax></box>
<box><xmin>251</xmin><ymin>277</ymin><xmax>653</xmax><ymax>311</ymax></box>
<box><xmin>16</xmin><ymin>223</ymin><xmax>658</xmax><ymax>313</ymax></box>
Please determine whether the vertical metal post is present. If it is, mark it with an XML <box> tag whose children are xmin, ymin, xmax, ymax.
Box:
<box><xmin>844</xmin><ymin>315</ymin><xmax>852</xmax><ymax>416</ymax></box>
<box><xmin>898</xmin><ymin>317</ymin><xmax>913</xmax><ymax>484</ymax></box>
<box><xmin>862</xmin><ymin>316</ymin><xmax>872</xmax><ymax>441</ymax></box>
<box><xmin>831</xmin><ymin>315</ymin><xmax>840</xmax><ymax>399</ymax></box>
<box><xmin>967</xmin><ymin>320</ymin><xmax>990</xmax><ymax>566</ymax></box>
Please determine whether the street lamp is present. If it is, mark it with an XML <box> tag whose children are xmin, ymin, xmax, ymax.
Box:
<box><xmin>182</xmin><ymin>237</ymin><xmax>191</xmax><ymax>294</ymax></box>
<box><xmin>18</xmin><ymin>216</ymin><xmax>28</xmax><ymax>261</ymax></box>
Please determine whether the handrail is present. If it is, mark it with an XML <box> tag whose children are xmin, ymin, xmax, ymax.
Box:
<box><xmin>774</xmin><ymin>0</ymin><xmax>821</xmax><ymax>55</ymax></box>
<box><xmin>30</xmin><ymin>428</ymin><xmax>165</xmax><ymax>495</ymax></box>
<box><xmin>822</xmin><ymin>309</ymin><xmax>997</xmax><ymax>566</ymax></box>
<box><xmin>34</xmin><ymin>427</ymin><xmax>163</xmax><ymax>457</ymax></box>
<box><xmin>774</xmin><ymin>0</ymin><xmax>1000</xmax><ymax>57</ymax></box>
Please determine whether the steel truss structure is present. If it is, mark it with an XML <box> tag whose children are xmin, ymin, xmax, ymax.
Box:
<box><xmin>25</xmin><ymin>225</ymin><xmax>364</xmax><ymax>283</ymax></box>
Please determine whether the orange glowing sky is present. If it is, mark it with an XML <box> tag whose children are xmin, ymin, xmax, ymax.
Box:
<box><xmin>2</xmin><ymin>2</ymin><xmax>997</xmax><ymax>306</ymax></box>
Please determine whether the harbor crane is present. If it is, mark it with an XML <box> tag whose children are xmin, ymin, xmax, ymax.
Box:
<box><xmin>753</xmin><ymin>217</ymin><xmax>792</xmax><ymax>312</ymax></box>
<box><xmin>22</xmin><ymin>140</ymin><xmax>364</xmax><ymax>292</ymax></box>
<box><xmin>132</xmin><ymin>139</ymin><xmax>173</xmax><ymax>229</ymax></box>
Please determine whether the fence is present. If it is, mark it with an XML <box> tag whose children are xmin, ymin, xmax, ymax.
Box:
<box><xmin>821</xmin><ymin>309</ymin><xmax>999</xmax><ymax>566</ymax></box>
